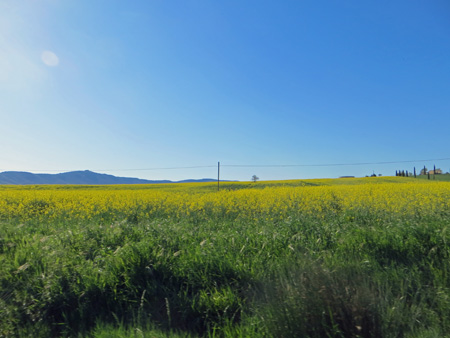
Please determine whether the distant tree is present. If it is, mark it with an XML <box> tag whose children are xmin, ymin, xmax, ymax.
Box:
<box><xmin>252</xmin><ymin>175</ymin><xmax>259</xmax><ymax>183</ymax></box>
<box><xmin>420</xmin><ymin>166</ymin><xmax>428</xmax><ymax>175</ymax></box>
<box><xmin>395</xmin><ymin>170</ymin><xmax>398</xmax><ymax>176</ymax></box>
<box><xmin>406</xmin><ymin>170</ymin><xmax>409</xmax><ymax>177</ymax></box>
<box><xmin>414</xmin><ymin>167</ymin><xmax>416</xmax><ymax>178</ymax></box>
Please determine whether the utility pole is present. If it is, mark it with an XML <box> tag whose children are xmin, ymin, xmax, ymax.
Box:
<box><xmin>217</xmin><ymin>161</ymin><xmax>220</xmax><ymax>191</ymax></box>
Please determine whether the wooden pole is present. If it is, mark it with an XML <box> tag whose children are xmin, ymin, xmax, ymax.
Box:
<box><xmin>218</xmin><ymin>162</ymin><xmax>220</xmax><ymax>191</ymax></box>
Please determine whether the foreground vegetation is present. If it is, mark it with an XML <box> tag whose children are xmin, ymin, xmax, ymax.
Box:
<box><xmin>1</xmin><ymin>177</ymin><xmax>450</xmax><ymax>337</ymax></box>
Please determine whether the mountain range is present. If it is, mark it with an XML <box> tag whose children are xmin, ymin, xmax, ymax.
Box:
<box><xmin>0</xmin><ymin>170</ymin><xmax>218</xmax><ymax>185</ymax></box>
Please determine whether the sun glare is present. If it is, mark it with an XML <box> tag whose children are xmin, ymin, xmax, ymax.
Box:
<box><xmin>41</xmin><ymin>50</ymin><xmax>59</xmax><ymax>67</ymax></box>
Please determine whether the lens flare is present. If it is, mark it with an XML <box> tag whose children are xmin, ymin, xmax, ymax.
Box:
<box><xmin>41</xmin><ymin>50</ymin><xmax>59</xmax><ymax>66</ymax></box>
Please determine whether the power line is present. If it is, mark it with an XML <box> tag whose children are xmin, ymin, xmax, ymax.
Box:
<box><xmin>222</xmin><ymin>157</ymin><xmax>450</xmax><ymax>168</ymax></box>
<box><xmin>102</xmin><ymin>166</ymin><xmax>217</xmax><ymax>171</ymax></box>
<box><xmin>1</xmin><ymin>157</ymin><xmax>449</xmax><ymax>173</ymax></box>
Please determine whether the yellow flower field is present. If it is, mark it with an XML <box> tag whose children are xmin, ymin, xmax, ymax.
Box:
<box><xmin>0</xmin><ymin>177</ymin><xmax>449</xmax><ymax>223</ymax></box>
<box><xmin>2</xmin><ymin>177</ymin><xmax>450</xmax><ymax>337</ymax></box>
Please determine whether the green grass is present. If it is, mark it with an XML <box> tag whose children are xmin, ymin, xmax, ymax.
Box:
<box><xmin>1</xmin><ymin>179</ymin><xmax>450</xmax><ymax>337</ymax></box>
<box><xmin>415</xmin><ymin>173</ymin><xmax>450</xmax><ymax>182</ymax></box>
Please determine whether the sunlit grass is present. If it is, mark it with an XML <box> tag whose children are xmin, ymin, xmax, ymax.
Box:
<box><xmin>1</xmin><ymin>177</ymin><xmax>449</xmax><ymax>337</ymax></box>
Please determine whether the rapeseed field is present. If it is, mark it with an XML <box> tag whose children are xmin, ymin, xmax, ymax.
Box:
<box><xmin>1</xmin><ymin>177</ymin><xmax>450</xmax><ymax>337</ymax></box>
<box><xmin>1</xmin><ymin>178</ymin><xmax>448</xmax><ymax>223</ymax></box>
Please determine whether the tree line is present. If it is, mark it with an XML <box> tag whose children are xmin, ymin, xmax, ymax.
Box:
<box><xmin>395</xmin><ymin>165</ymin><xmax>445</xmax><ymax>179</ymax></box>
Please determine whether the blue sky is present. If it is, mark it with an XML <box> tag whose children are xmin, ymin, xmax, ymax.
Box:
<box><xmin>1</xmin><ymin>0</ymin><xmax>449</xmax><ymax>181</ymax></box>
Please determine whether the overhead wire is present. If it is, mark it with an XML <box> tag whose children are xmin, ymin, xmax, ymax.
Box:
<box><xmin>1</xmin><ymin>157</ymin><xmax>449</xmax><ymax>173</ymax></box>
<box><xmin>222</xmin><ymin>157</ymin><xmax>450</xmax><ymax>168</ymax></box>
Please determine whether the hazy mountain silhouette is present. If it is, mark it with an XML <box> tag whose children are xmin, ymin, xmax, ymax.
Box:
<box><xmin>0</xmin><ymin>170</ymin><xmax>218</xmax><ymax>185</ymax></box>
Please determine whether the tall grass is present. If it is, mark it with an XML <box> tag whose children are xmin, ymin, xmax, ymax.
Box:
<box><xmin>1</xmin><ymin>178</ymin><xmax>450</xmax><ymax>337</ymax></box>
<box><xmin>255</xmin><ymin>216</ymin><xmax>450</xmax><ymax>337</ymax></box>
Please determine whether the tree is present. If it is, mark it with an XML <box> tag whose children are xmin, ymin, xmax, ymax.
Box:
<box><xmin>251</xmin><ymin>175</ymin><xmax>259</xmax><ymax>183</ymax></box>
<box><xmin>420</xmin><ymin>166</ymin><xmax>427</xmax><ymax>175</ymax></box>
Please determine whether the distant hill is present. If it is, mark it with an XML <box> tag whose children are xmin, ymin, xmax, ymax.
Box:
<box><xmin>0</xmin><ymin>170</ymin><xmax>218</xmax><ymax>185</ymax></box>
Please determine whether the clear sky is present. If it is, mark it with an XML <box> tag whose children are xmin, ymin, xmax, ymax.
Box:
<box><xmin>1</xmin><ymin>0</ymin><xmax>449</xmax><ymax>181</ymax></box>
